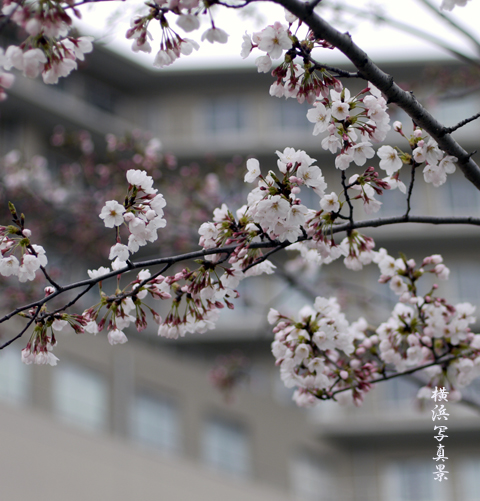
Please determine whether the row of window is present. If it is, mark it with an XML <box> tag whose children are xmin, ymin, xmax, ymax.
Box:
<box><xmin>196</xmin><ymin>94</ymin><xmax>478</xmax><ymax>137</ymax></box>
<box><xmin>0</xmin><ymin>350</ymin><xmax>250</xmax><ymax>477</ymax></box>
<box><xmin>1</xmin><ymin>348</ymin><xmax>479</xmax><ymax>500</ymax></box>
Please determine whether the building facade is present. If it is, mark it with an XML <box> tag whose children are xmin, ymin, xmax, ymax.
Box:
<box><xmin>1</xmin><ymin>44</ymin><xmax>480</xmax><ymax>501</ymax></box>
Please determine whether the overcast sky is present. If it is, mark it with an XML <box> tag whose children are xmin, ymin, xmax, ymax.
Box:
<box><xmin>76</xmin><ymin>0</ymin><xmax>480</xmax><ymax>71</ymax></box>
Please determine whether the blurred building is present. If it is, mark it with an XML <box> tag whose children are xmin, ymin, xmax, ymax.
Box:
<box><xmin>1</xmin><ymin>44</ymin><xmax>480</xmax><ymax>501</ymax></box>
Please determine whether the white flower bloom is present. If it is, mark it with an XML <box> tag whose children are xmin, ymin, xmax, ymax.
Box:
<box><xmin>240</xmin><ymin>32</ymin><xmax>253</xmax><ymax>58</ymax></box>
<box><xmin>63</xmin><ymin>36</ymin><xmax>94</xmax><ymax>61</ymax></box>
<box><xmin>87</xmin><ymin>266</ymin><xmax>111</xmax><ymax>279</ymax></box>
<box><xmin>320</xmin><ymin>192</ymin><xmax>340</xmax><ymax>213</ymax></box>
<box><xmin>423</xmin><ymin>163</ymin><xmax>447</xmax><ymax>187</ymax></box>
<box><xmin>377</xmin><ymin>145</ymin><xmax>402</xmax><ymax>175</ymax></box>
<box><xmin>351</xmin><ymin>142</ymin><xmax>375</xmax><ymax>166</ymax></box>
<box><xmin>153</xmin><ymin>49</ymin><xmax>174</xmax><ymax>68</ymax></box>
<box><xmin>85</xmin><ymin>321</ymin><xmax>99</xmax><ymax>334</ymax></box>
<box><xmin>256</xmin><ymin>22</ymin><xmax>292</xmax><ymax>59</ymax></box>
<box><xmin>335</xmin><ymin>153</ymin><xmax>353</xmax><ymax>171</ymax></box>
<box><xmin>383</xmin><ymin>175</ymin><xmax>406</xmax><ymax>194</ymax></box>
<box><xmin>201</xmin><ymin>27</ymin><xmax>229</xmax><ymax>44</ymax></box>
<box><xmin>331</xmin><ymin>101</ymin><xmax>350</xmax><ymax>121</ymax></box>
<box><xmin>255</xmin><ymin>54</ymin><xmax>272</xmax><ymax>73</ymax></box>
<box><xmin>180</xmin><ymin>38</ymin><xmax>200</xmax><ymax>56</ymax></box>
<box><xmin>307</xmin><ymin>103</ymin><xmax>331</xmax><ymax>135</ymax></box>
<box><xmin>126</xmin><ymin>169</ymin><xmax>154</xmax><ymax>192</ymax></box>
<box><xmin>0</xmin><ymin>255</ymin><xmax>19</xmax><ymax>277</ymax></box>
<box><xmin>244</xmin><ymin>158</ymin><xmax>261</xmax><ymax>183</ymax></box>
<box><xmin>99</xmin><ymin>200</ymin><xmax>125</xmax><ymax>228</ymax></box>
<box><xmin>108</xmin><ymin>329</ymin><xmax>128</xmax><ymax>345</ymax></box>
<box><xmin>52</xmin><ymin>319</ymin><xmax>68</xmax><ymax>332</ymax></box>
<box><xmin>176</xmin><ymin>14</ymin><xmax>200</xmax><ymax>32</ymax></box>
<box><xmin>109</xmin><ymin>243</ymin><xmax>130</xmax><ymax>262</ymax></box>
<box><xmin>439</xmin><ymin>155</ymin><xmax>457</xmax><ymax>174</ymax></box>
<box><xmin>284</xmin><ymin>8</ymin><xmax>297</xmax><ymax>23</ymax></box>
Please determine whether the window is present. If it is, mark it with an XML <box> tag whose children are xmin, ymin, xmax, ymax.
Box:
<box><xmin>0</xmin><ymin>347</ymin><xmax>30</xmax><ymax>405</ymax></box>
<box><xmin>290</xmin><ymin>453</ymin><xmax>335</xmax><ymax>501</ymax></box>
<box><xmin>382</xmin><ymin>458</ymin><xmax>450</xmax><ymax>501</ymax></box>
<box><xmin>431</xmin><ymin>96</ymin><xmax>479</xmax><ymax>129</ymax></box>
<box><xmin>458</xmin><ymin>456</ymin><xmax>480</xmax><ymax>501</ymax></box>
<box><xmin>52</xmin><ymin>362</ymin><xmax>108</xmax><ymax>432</ymax></box>
<box><xmin>380</xmin><ymin>376</ymin><xmax>420</xmax><ymax>410</ymax></box>
<box><xmin>130</xmin><ymin>391</ymin><xmax>181</xmax><ymax>453</ymax></box>
<box><xmin>271</xmin><ymin>98</ymin><xmax>312</xmax><ymax>132</ymax></box>
<box><xmin>84</xmin><ymin>77</ymin><xmax>118</xmax><ymax>113</ymax></box>
<box><xmin>203</xmin><ymin>97</ymin><xmax>247</xmax><ymax>135</ymax></box>
<box><xmin>376</xmin><ymin>187</ymin><xmax>409</xmax><ymax>217</ymax></box>
<box><xmin>435</xmin><ymin>174</ymin><xmax>480</xmax><ymax>216</ymax></box>
<box><xmin>451</xmin><ymin>261</ymin><xmax>480</xmax><ymax>303</ymax></box>
<box><xmin>202</xmin><ymin>417</ymin><xmax>250</xmax><ymax>477</ymax></box>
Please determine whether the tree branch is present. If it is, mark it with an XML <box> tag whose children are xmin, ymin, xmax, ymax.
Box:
<box><xmin>0</xmin><ymin>213</ymin><xmax>478</xmax><ymax>339</ymax></box>
<box><xmin>416</xmin><ymin>0</ymin><xmax>480</xmax><ymax>56</ymax></box>
<box><xmin>273</xmin><ymin>0</ymin><xmax>480</xmax><ymax>191</ymax></box>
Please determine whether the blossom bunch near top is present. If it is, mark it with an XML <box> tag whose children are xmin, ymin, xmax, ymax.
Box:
<box><xmin>1</xmin><ymin>36</ymin><xmax>94</xmax><ymax>85</ymax></box>
<box><xmin>306</xmin><ymin>84</ymin><xmax>390</xmax><ymax>172</ymax></box>
<box><xmin>441</xmin><ymin>0</ymin><xmax>472</xmax><ymax>10</ymax></box>
<box><xmin>380</xmin><ymin>124</ymin><xmax>457</xmax><ymax>187</ymax></box>
<box><xmin>241</xmin><ymin>20</ymin><xmax>293</xmax><ymax>73</ymax></box>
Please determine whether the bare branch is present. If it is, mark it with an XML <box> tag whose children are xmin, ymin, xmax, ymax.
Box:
<box><xmin>0</xmin><ymin>305</ymin><xmax>40</xmax><ymax>350</ymax></box>
<box><xmin>322</xmin><ymin>2</ymin><xmax>480</xmax><ymax>68</ymax></box>
<box><xmin>405</xmin><ymin>164</ymin><xmax>417</xmax><ymax>217</ymax></box>
<box><xmin>416</xmin><ymin>0</ymin><xmax>480</xmax><ymax>56</ymax></box>
<box><xmin>444</xmin><ymin>112</ymin><xmax>480</xmax><ymax>133</ymax></box>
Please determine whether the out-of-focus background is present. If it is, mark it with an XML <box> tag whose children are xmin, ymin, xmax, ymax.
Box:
<box><xmin>1</xmin><ymin>1</ymin><xmax>480</xmax><ymax>500</ymax></box>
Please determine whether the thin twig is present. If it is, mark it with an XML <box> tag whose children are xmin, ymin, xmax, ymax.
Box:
<box><xmin>0</xmin><ymin>305</ymin><xmax>40</xmax><ymax>349</ymax></box>
<box><xmin>405</xmin><ymin>164</ymin><xmax>416</xmax><ymax>217</ymax></box>
<box><xmin>416</xmin><ymin>0</ymin><xmax>480</xmax><ymax>56</ymax></box>
<box><xmin>326</xmin><ymin>354</ymin><xmax>458</xmax><ymax>399</ymax></box>
<box><xmin>339</xmin><ymin>3</ymin><xmax>480</xmax><ymax>69</ymax></box>
<box><xmin>341</xmin><ymin>170</ymin><xmax>355</xmax><ymax>230</ymax></box>
<box><xmin>444</xmin><ymin>112</ymin><xmax>480</xmax><ymax>134</ymax></box>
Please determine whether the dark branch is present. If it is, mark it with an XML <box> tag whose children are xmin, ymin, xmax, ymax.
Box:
<box><xmin>0</xmin><ymin>213</ymin><xmax>479</xmax><ymax>336</ymax></box>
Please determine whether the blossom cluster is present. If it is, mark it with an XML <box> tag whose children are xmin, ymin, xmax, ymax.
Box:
<box><xmin>1</xmin><ymin>0</ymin><xmax>94</xmax><ymax>86</ymax></box>
<box><xmin>383</xmin><ymin>124</ymin><xmax>457</xmax><ymax>187</ymax></box>
<box><xmin>270</xmin><ymin>251</ymin><xmax>480</xmax><ymax>407</ymax></box>
<box><xmin>0</xmin><ymin>215</ymin><xmax>47</xmax><ymax>283</ymax></box>
<box><xmin>241</xmin><ymin>19</ymin><xmax>293</xmax><ymax>73</ymax></box>
<box><xmin>124</xmin><ymin>1</ymin><xmax>226</xmax><ymax>68</ymax></box>
<box><xmin>99</xmin><ymin>169</ymin><xmax>167</xmax><ymax>269</ymax></box>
